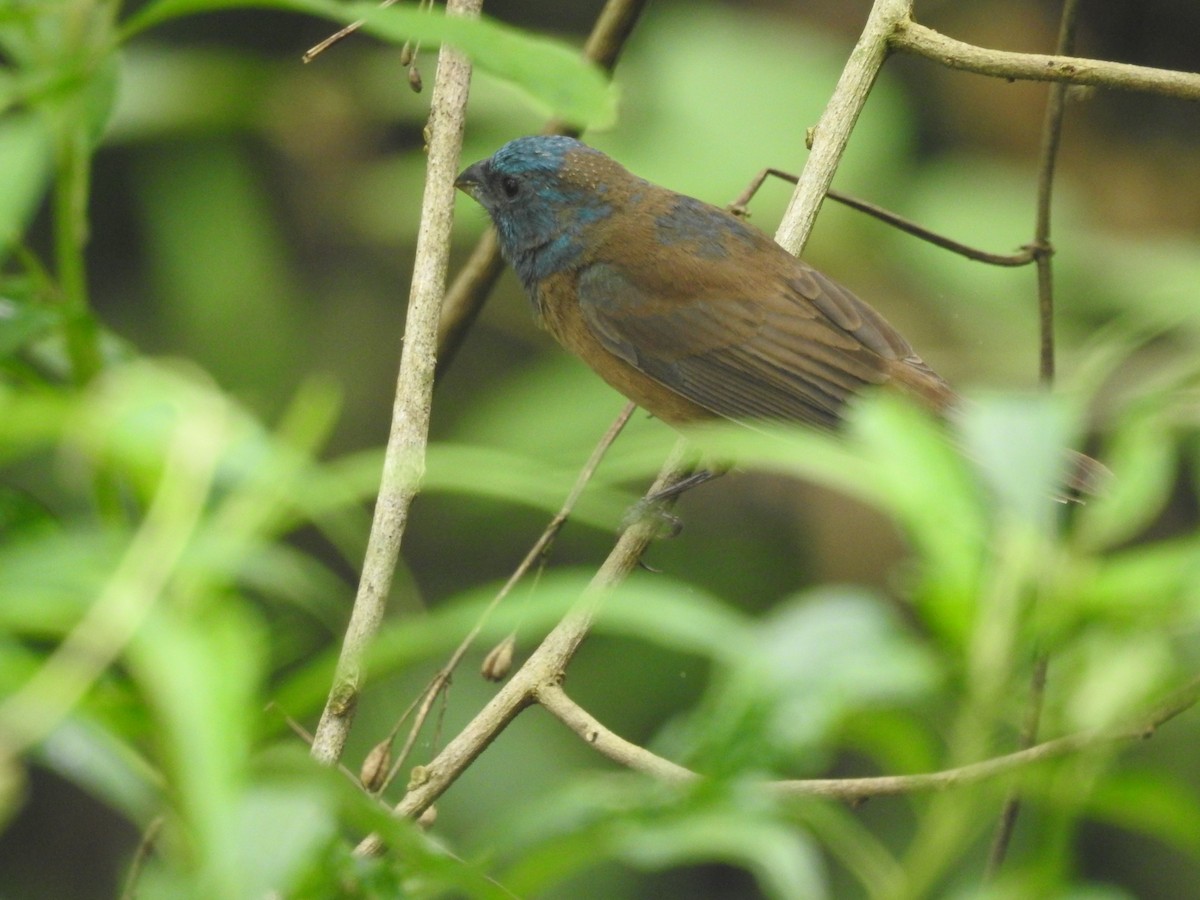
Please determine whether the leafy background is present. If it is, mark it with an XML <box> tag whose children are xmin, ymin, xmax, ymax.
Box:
<box><xmin>2</xmin><ymin>0</ymin><xmax>1200</xmax><ymax>897</ymax></box>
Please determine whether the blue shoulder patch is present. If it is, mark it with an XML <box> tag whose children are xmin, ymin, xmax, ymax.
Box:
<box><xmin>654</xmin><ymin>196</ymin><xmax>759</xmax><ymax>259</ymax></box>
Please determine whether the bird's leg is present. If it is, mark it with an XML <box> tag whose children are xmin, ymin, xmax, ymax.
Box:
<box><xmin>619</xmin><ymin>467</ymin><xmax>727</xmax><ymax>539</ymax></box>
<box><xmin>645</xmin><ymin>468</ymin><xmax>724</xmax><ymax>502</ymax></box>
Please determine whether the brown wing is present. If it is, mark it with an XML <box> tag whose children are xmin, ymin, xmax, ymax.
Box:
<box><xmin>576</xmin><ymin>257</ymin><xmax>947</xmax><ymax>430</ymax></box>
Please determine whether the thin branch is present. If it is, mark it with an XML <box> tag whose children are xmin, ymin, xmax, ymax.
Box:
<box><xmin>267</xmin><ymin>701</ymin><xmax>364</xmax><ymax>786</ymax></box>
<box><xmin>435</xmin><ymin>0</ymin><xmax>650</xmax><ymax>376</ymax></box>
<box><xmin>302</xmin><ymin>0</ymin><xmax>420</xmax><ymax>63</ymax></box>
<box><xmin>986</xmin><ymin>1</ymin><xmax>1082</xmax><ymax>872</ymax></box>
<box><xmin>537</xmin><ymin>675</ymin><xmax>1200</xmax><ymax>802</ymax></box>
<box><xmin>377</xmin><ymin>401</ymin><xmax>637</xmax><ymax>793</ymax></box>
<box><xmin>538</xmin><ymin>683</ymin><xmax>697</xmax><ymax>783</ymax></box>
<box><xmin>1031</xmin><ymin>0</ymin><xmax>1082</xmax><ymax>387</ymax></box>
<box><xmin>732</xmin><ymin>168</ymin><xmax>1035</xmax><ymax>267</ymax></box>
<box><xmin>310</xmin><ymin>0</ymin><xmax>479</xmax><ymax>768</ymax></box>
<box><xmin>891</xmin><ymin>20</ymin><xmax>1200</xmax><ymax>101</ymax></box>
<box><xmin>986</xmin><ymin>653</ymin><xmax>1049</xmax><ymax>877</ymax></box>
<box><xmin>355</xmin><ymin>440</ymin><xmax>696</xmax><ymax>856</ymax></box>
<box><xmin>775</xmin><ymin>0</ymin><xmax>914</xmax><ymax>256</ymax></box>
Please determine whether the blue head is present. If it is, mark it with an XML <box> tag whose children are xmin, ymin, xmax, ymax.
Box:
<box><xmin>456</xmin><ymin>136</ymin><xmax>620</xmax><ymax>289</ymax></box>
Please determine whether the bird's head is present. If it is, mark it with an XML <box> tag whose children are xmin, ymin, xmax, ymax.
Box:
<box><xmin>456</xmin><ymin>136</ymin><xmax>621</xmax><ymax>286</ymax></box>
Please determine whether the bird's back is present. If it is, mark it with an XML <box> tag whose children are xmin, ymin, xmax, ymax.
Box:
<box><xmin>536</xmin><ymin>165</ymin><xmax>957</xmax><ymax>429</ymax></box>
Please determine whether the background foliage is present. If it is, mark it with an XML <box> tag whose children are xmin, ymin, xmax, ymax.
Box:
<box><xmin>2</xmin><ymin>0</ymin><xmax>1200</xmax><ymax>897</ymax></box>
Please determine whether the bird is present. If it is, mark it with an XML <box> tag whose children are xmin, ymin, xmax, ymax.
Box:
<box><xmin>455</xmin><ymin>135</ymin><xmax>1105</xmax><ymax>497</ymax></box>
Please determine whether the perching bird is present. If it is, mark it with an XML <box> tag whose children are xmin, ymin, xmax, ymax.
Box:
<box><xmin>455</xmin><ymin>135</ymin><xmax>1104</xmax><ymax>495</ymax></box>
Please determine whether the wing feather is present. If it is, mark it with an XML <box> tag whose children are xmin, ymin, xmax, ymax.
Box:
<box><xmin>577</xmin><ymin>259</ymin><xmax>914</xmax><ymax>429</ymax></box>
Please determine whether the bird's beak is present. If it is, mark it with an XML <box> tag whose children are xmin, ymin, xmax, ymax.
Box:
<box><xmin>454</xmin><ymin>161</ymin><xmax>487</xmax><ymax>199</ymax></box>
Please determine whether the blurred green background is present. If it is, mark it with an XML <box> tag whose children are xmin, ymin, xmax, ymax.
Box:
<box><xmin>3</xmin><ymin>0</ymin><xmax>1200</xmax><ymax>897</ymax></box>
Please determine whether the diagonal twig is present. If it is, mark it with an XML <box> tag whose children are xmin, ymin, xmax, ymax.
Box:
<box><xmin>731</xmin><ymin>167</ymin><xmax>1037</xmax><ymax>267</ymax></box>
<box><xmin>373</xmin><ymin>401</ymin><xmax>637</xmax><ymax>793</ymax></box>
<box><xmin>354</xmin><ymin>439</ymin><xmax>697</xmax><ymax>855</ymax></box>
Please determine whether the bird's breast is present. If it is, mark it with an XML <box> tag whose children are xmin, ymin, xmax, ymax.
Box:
<box><xmin>533</xmin><ymin>269</ymin><xmax>715</xmax><ymax>426</ymax></box>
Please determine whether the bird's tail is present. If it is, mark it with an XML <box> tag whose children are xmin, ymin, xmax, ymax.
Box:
<box><xmin>1060</xmin><ymin>449</ymin><xmax>1113</xmax><ymax>503</ymax></box>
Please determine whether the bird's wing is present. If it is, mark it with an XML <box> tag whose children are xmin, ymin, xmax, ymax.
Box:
<box><xmin>576</xmin><ymin>260</ymin><xmax>919</xmax><ymax>429</ymax></box>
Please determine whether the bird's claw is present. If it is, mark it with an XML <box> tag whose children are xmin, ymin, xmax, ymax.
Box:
<box><xmin>621</xmin><ymin>497</ymin><xmax>684</xmax><ymax>540</ymax></box>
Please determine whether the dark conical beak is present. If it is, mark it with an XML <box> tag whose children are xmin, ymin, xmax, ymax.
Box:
<box><xmin>454</xmin><ymin>161</ymin><xmax>487</xmax><ymax>198</ymax></box>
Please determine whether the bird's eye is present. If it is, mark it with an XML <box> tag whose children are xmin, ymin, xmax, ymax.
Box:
<box><xmin>500</xmin><ymin>175</ymin><xmax>521</xmax><ymax>199</ymax></box>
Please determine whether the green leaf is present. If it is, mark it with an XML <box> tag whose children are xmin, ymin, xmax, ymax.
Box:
<box><xmin>850</xmin><ymin>394</ymin><xmax>987</xmax><ymax>642</ymax></box>
<box><xmin>423</xmin><ymin>441</ymin><xmax>638</xmax><ymax>531</ymax></box>
<box><xmin>1087</xmin><ymin>768</ymin><xmax>1200</xmax><ymax>858</ymax></box>
<box><xmin>1066</xmin><ymin>538</ymin><xmax>1200</xmax><ymax>625</ymax></box>
<box><xmin>617</xmin><ymin>811</ymin><xmax>828</xmax><ymax>900</ymax></box>
<box><xmin>1060</xmin><ymin>630</ymin><xmax>1175</xmax><ymax>732</ymax></box>
<box><xmin>128</xmin><ymin>605</ymin><xmax>265</xmax><ymax>896</ymax></box>
<box><xmin>34</xmin><ymin>718</ymin><xmax>160</xmax><ymax>822</ymax></box>
<box><xmin>0</xmin><ymin>297</ymin><xmax>59</xmax><ymax>359</ymax></box>
<box><xmin>121</xmin><ymin>0</ymin><xmax>616</xmax><ymax>128</ymax></box>
<box><xmin>750</xmin><ymin>588</ymin><xmax>939</xmax><ymax>746</ymax></box>
<box><xmin>1075</xmin><ymin>399</ymin><xmax>1178</xmax><ymax>551</ymax></box>
<box><xmin>679</xmin><ymin>588</ymin><xmax>939</xmax><ymax>772</ymax></box>
<box><xmin>0</xmin><ymin>112</ymin><xmax>53</xmax><ymax>257</ymax></box>
<box><xmin>958</xmin><ymin>392</ymin><xmax>1075</xmax><ymax>531</ymax></box>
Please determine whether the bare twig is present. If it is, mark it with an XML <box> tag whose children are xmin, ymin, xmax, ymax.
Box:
<box><xmin>267</xmin><ymin>701</ymin><xmax>363</xmax><ymax>786</ymax></box>
<box><xmin>1031</xmin><ymin>0</ymin><xmax>1082</xmax><ymax>387</ymax></box>
<box><xmin>310</xmin><ymin>0</ymin><xmax>480</xmax><ymax>769</ymax></box>
<box><xmin>435</xmin><ymin>0</ymin><xmax>650</xmax><ymax>375</ymax></box>
<box><xmin>986</xmin><ymin>2</ymin><xmax>1083</xmax><ymax>873</ymax></box>
<box><xmin>355</xmin><ymin>440</ymin><xmax>696</xmax><ymax>855</ymax></box>
<box><xmin>775</xmin><ymin>0</ymin><xmax>914</xmax><ymax>255</ymax></box>
<box><xmin>538</xmin><ymin>674</ymin><xmax>1200</xmax><ymax>802</ymax></box>
<box><xmin>891</xmin><ymin>20</ymin><xmax>1200</xmax><ymax>101</ymax></box>
<box><xmin>303</xmin><ymin>0</ymin><xmax>406</xmax><ymax>62</ymax></box>
<box><xmin>377</xmin><ymin>401</ymin><xmax>637</xmax><ymax>793</ymax></box>
<box><xmin>538</xmin><ymin>684</ymin><xmax>697</xmax><ymax>783</ymax></box>
<box><xmin>986</xmin><ymin>653</ymin><xmax>1049</xmax><ymax>876</ymax></box>
<box><xmin>732</xmin><ymin>167</ymin><xmax>1036</xmax><ymax>267</ymax></box>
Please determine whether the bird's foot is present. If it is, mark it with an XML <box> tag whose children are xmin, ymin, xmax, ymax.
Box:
<box><xmin>620</xmin><ymin>497</ymin><xmax>684</xmax><ymax>539</ymax></box>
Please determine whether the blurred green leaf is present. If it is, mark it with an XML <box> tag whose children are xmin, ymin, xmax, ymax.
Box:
<box><xmin>0</xmin><ymin>297</ymin><xmax>59</xmax><ymax>359</ymax></box>
<box><xmin>0</xmin><ymin>112</ymin><xmax>52</xmax><ymax>257</ymax></box>
<box><xmin>424</xmin><ymin>441</ymin><xmax>637</xmax><ymax>531</ymax></box>
<box><xmin>232</xmin><ymin>781</ymin><xmax>340</xmax><ymax>897</ymax></box>
<box><xmin>1064</xmin><ymin>538</ymin><xmax>1200</xmax><ymax>627</ymax></box>
<box><xmin>617</xmin><ymin>810</ymin><xmax>828</xmax><ymax>900</ymax></box>
<box><xmin>750</xmin><ymin>588</ymin><xmax>940</xmax><ymax>747</ymax></box>
<box><xmin>679</xmin><ymin>587</ymin><xmax>939</xmax><ymax>772</ymax></box>
<box><xmin>128</xmin><ymin>604</ymin><xmax>265</xmax><ymax>896</ymax></box>
<box><xmin>959</xmin><ymin>392</ymin><xmax>1075</xmax><ymax>531</ymax></box>
<box><xmin>504</xmin><ymin>776</ymin><xmax>827</xmax><ymax>900</ymax></box>
<box><xmin>851</xmin><ymin>395</ymin><xmax>987</xmax><ymax>643</ymax></box>
<box><xmin>35</xmin><ymin>718</ymin><xmax>161</xmax><ymax>822</ymax></box>
<box><xmin>1061</xmin><ymin>630</ymin><xmax>1175</xmax><ymax>732</ymax></box>
<box><xmin>122</xmin><ymin>0</ymin><xmax>616</xmax><ymax>128</ymax></box>
<box><xmin>1076</xmin><ymin>396</ymin><xmax>1180</xmax><ymax>551</ymax></box>
<box><xmin>0</xmin><ymin>530</ymin><xmax>128</xmax><ymax>636</ymax></box>
<box><xmin>1087</xmin><ymin>768</ymin><xmax>1200</xmax><ymax>859</ymax></box>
